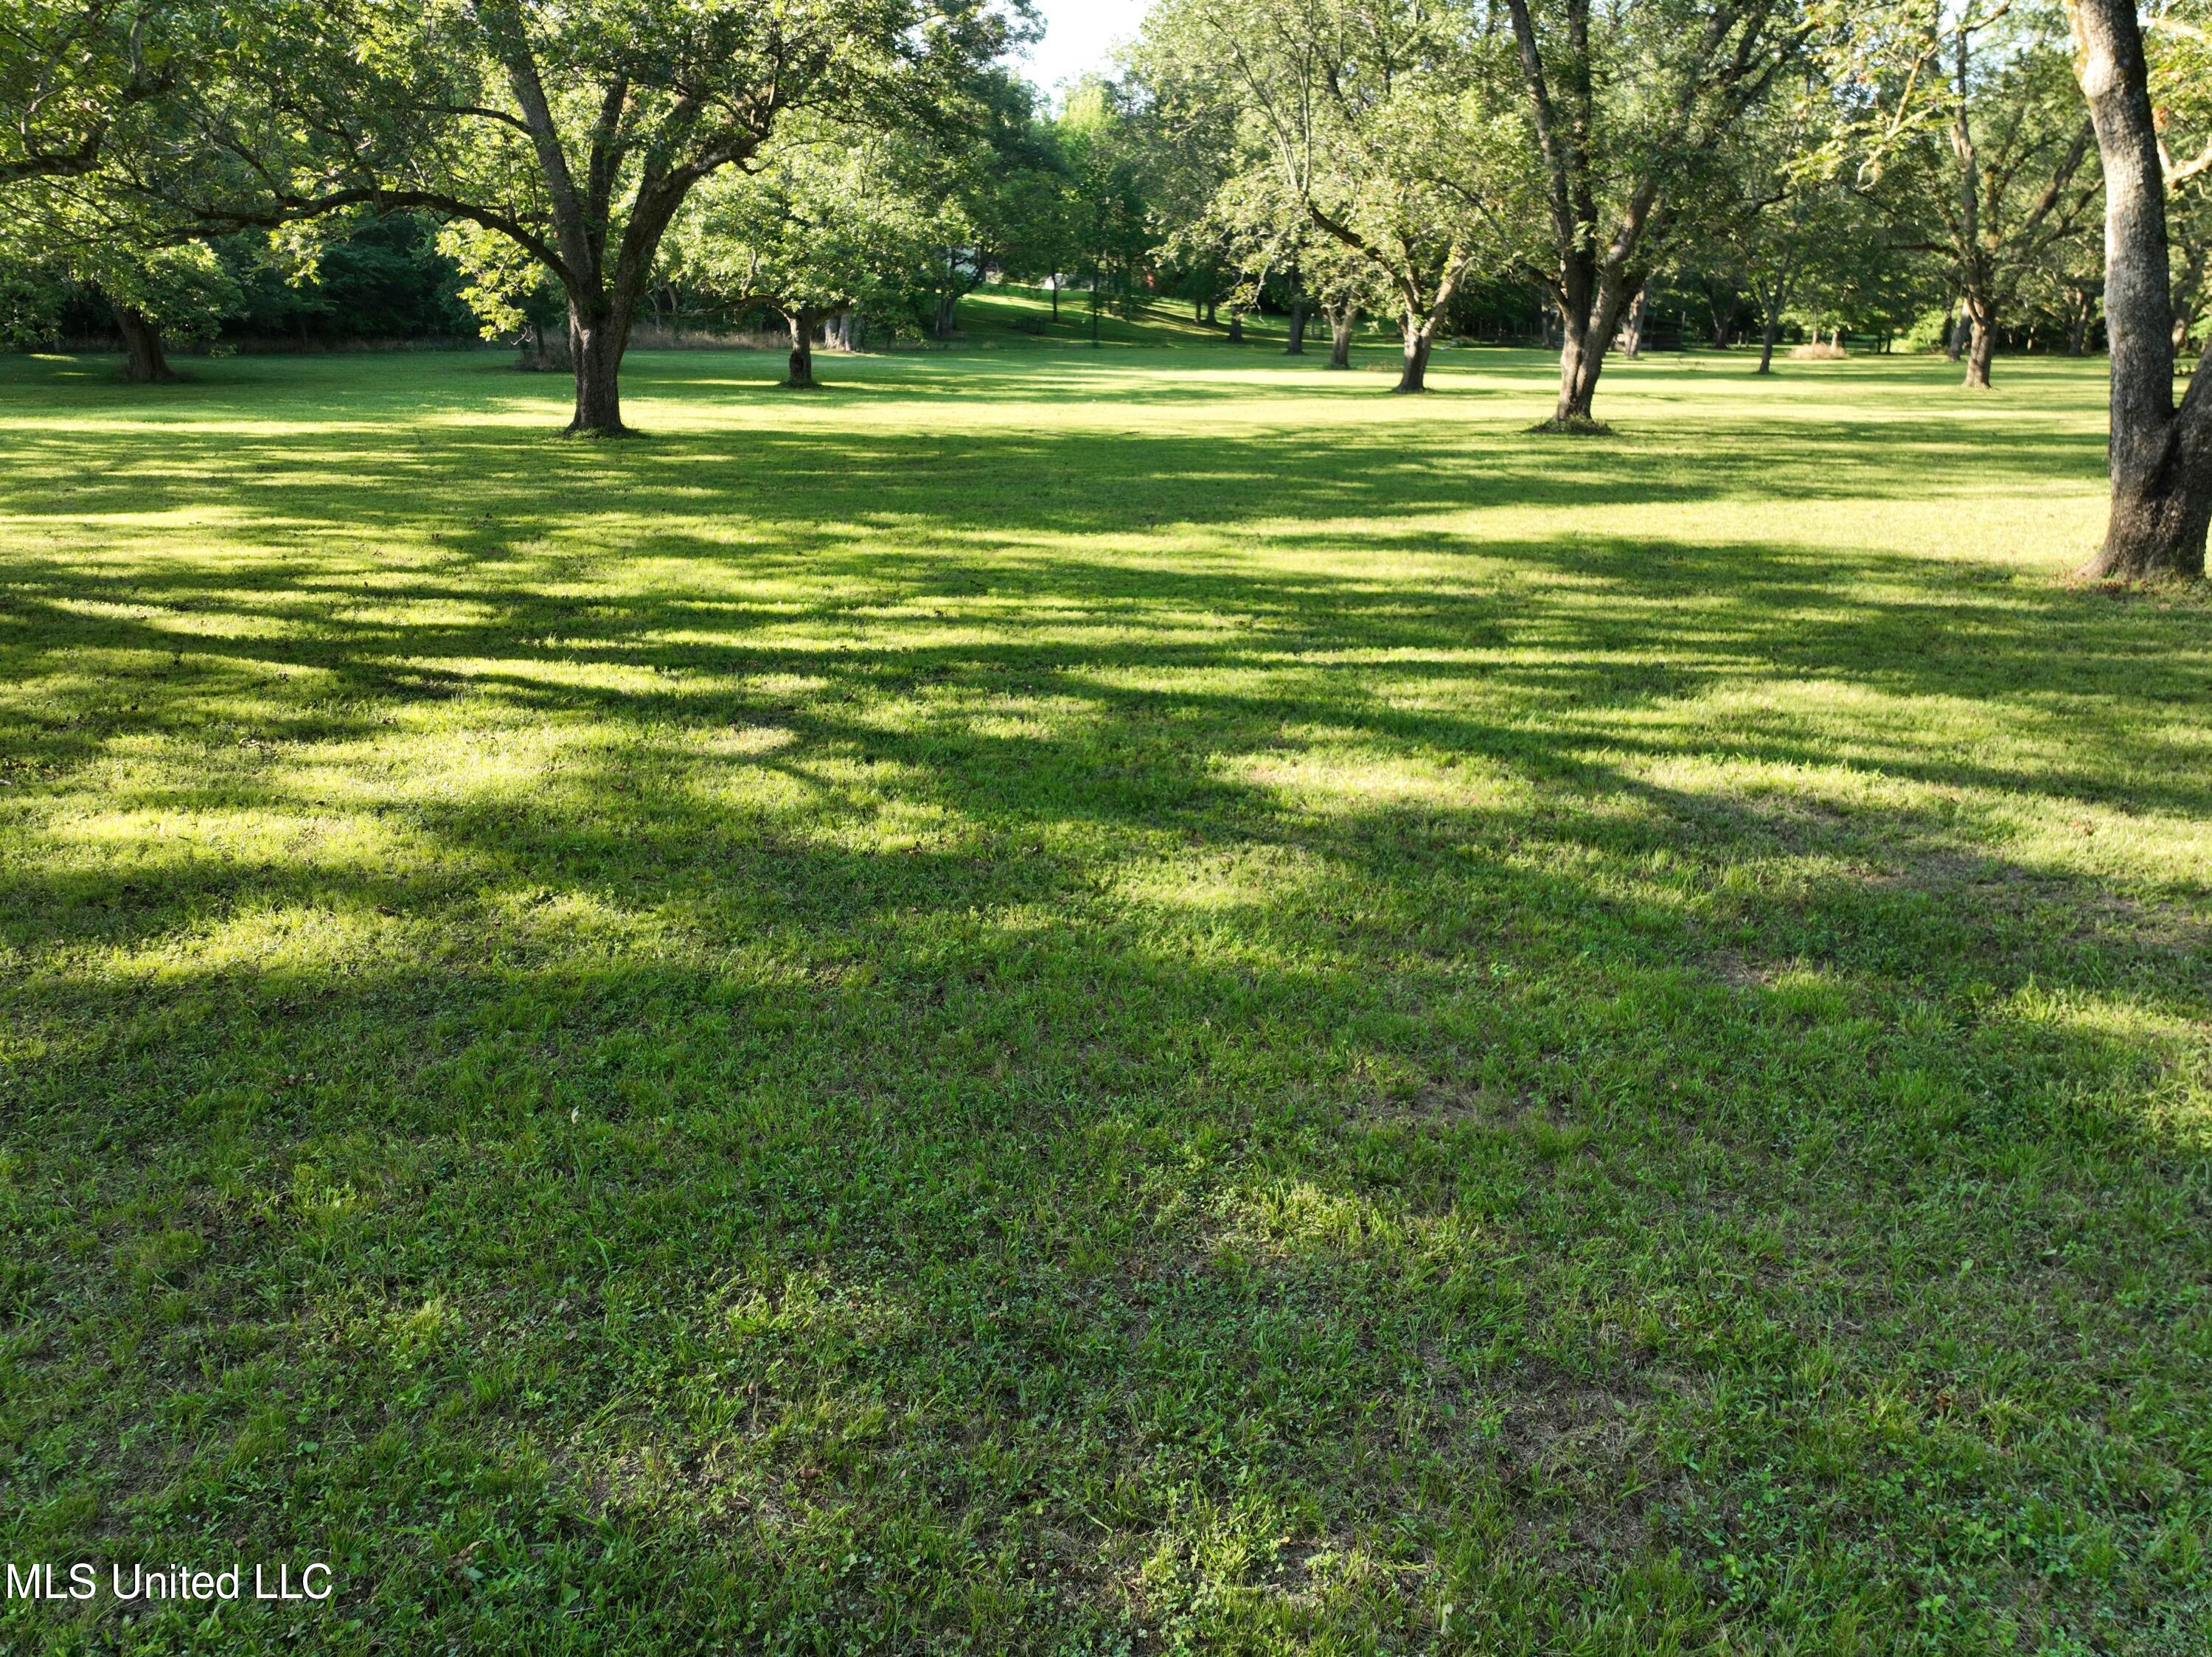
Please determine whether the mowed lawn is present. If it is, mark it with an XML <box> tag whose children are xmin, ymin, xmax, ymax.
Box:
<box><xmin>1</xmin><ymin>340</ymin><xmax>2208</xmax><ymax>1656</ymax></box>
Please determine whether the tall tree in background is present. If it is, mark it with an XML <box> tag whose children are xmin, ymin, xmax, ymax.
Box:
<box><xmin>2146</xmin><ymin>1</ymin><xmax>2212</xmax><ymax>355</ymax></box>
<box><xmin>1305</xmin><ymin>235</ymin><xmax>1393</xmax><ymax>367</ymax></box>
<box><xmin>1056</xmin><ymin>77</ymin><xmax>1152</xmax><ymax>347</ymax></box>
<box><xmin>1705</xmin><ymin>71</ymin><xmax>1852</xmax><ymax>372</ymax></box>
<box><xmin>1728</xmin><ymin>169</ymin><xmax>1868</xmax><ymax>372</ymax></box>
<box><xmin>2</xmin><ymin>1</ymin><xmax>276</xmax><ymax>381</ymax></box>
<box><xmin>1860</xmin><ymin>1</ymin><xmax>2099</xmax><ymax>387</ymax></box>
<box><xmin>2066</xmin><ymin>0</ymin><xmax>2211</xmax><ymax>578</ymax></box>
<box><xmin>125</xmin><ymin>0</ymin><xmax>1017</xmax><ymax>434</ymax></box>
<box><xmin>665</xmin><ymin>124</ymin><xmax>938</xmax><ymax>386</ymax></box>
<box><xmin>1141</xmin><ymin>0</ymin><xmax>1520</xmax><ymax>393</ymax></box>
<box><xmin>1119</xmin><ymin>27</ymin><xmax>1239</xmax><ymax>327</ymax></box>
<box><xmin>0</xmin><ymin>174</ymin><xmax>240</xmax><ymax>377</ymax></box>
<box><xmin>911</xmin><ymin>74</ymin><xmax>1068</xmax><ymax>339</ymax></box>
<box><xmin>1503</xmin><ymin>0</ymin><xmax>1804</xmax><ymax>425</ymax></box>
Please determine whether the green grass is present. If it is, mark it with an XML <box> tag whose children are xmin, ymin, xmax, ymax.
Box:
<box><xmin>948</xmin><ymin>282</ymin><xmax>1267</xmax><ymax>347</ymax></box>
<box><xmin>1</xmin><ymin>341</ymin><xmax>2208</xmax><ymax>1655</ymax></box>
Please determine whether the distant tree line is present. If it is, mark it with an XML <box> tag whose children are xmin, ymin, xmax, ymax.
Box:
<box><xmin>2</xmin><ymin>0</ymin><xmax>2210</xmax><ymax>576</ymax></box>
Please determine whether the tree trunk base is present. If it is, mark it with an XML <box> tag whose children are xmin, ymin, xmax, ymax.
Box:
<box><xmin>2081</xmin><ymin>485</ymin><xmax>2211</xmax><ymax>583</ymax></box>
<box><xmin>1527</xmin><ymin>414</ymin><xmax>1615</xmax><ymax>436</ymax></box>
<box><xmin>113</xmin><ymin>305</ymin><xmax>174</xmax><ymax>383</ymax></box>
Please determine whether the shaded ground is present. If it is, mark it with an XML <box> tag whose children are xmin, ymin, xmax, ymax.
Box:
<box><xmin>0</xmin><ymin>343</ymin><xmax>2206</xmax><ymax>1654</ymax></box>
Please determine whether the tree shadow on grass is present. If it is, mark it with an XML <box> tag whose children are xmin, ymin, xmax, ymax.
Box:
<box><xmin>3</xmin><ymin>756</ymin><xmax>2205</xmax><ymax>1649</ymax></box>
<box><xmin>0</xmin><ymin>404</ymin><xmax>2112</xmax><ymax>538</ymax></box>
<box><xmin>1</xmin><ymin>350</ymin><xmax>2206</xmax><ymax>1652</ymax></box>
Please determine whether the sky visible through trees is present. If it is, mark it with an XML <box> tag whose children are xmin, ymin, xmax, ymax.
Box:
<box><xmin>1021</xmin><ymin>0</ymin><xmax>1154</xmax><ymax>96</ymax></box>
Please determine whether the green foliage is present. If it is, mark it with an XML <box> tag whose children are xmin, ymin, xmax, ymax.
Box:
<box><xmin>667</xmin><ymin>124</ymin><xmax>940</xmax><ymax>337</ymax></box>
<box><xmin>83</xmin><ymin>235</ymin><xmax>236</xmax><ymax>336</ymax></box>
<box><xmin>0</xmin><ymin>0</ymin><xmax>180</xmax><ymax>184</ymax></box>
<box><xmin>251</xmin><ymin>215</ymin><xmax>476</xmax><ymax>343</ymax></box>
<box><xmin>1054</xmin><ymin>77</ymin><xmax>1158</xmax><ymax>325</ymax></box>
<box><xmin>1135</xmin><ymin>0</ymin><xmax>1520</xmax><ymax>348</ymax></box>
<box><xmin>2148</xmin><ymin>0</ymin><xmax>2212</xmax><ymax>350</ymax></box>
<box><xmin>1820</xmin><ymin>0</ymin><xmax>2101</xmax><ymax>370</ymax></box>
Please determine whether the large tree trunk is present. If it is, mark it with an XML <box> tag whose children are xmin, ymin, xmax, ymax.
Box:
<box><xmin>784</xmin><ymin>310</ymin><xmax>817</xmax><ymax>389</ymax></box>
<box><xmin>1756</xmin><ymin>312</ymin><xmax>1781</xmax><ymax>375</ymax></box>
<box><xmin>1326</xmin><ymin>305</ymin><xmax>1355</xmax><ymax>369</ymax></box>
<box><xmin>1286</xmin><ymin>299</ymin><xmax>1310</xmax><ymax>355</ymax></box>
<box><xmin>1395</xmin><ymin>319</ymin><xmax>1433</xmax><ymax>393</ymax></box>
<box><xmin>1546</xmin><ymin>258</ymin><xmax>1641</xmax><ymax>426</ymax></box>
<box><xmin>1622</xmin><ymin>285</ymin><xmax>1647</xmax><ymax>358</ymax></box>
<box><xmin>1963</xmin><ymin>297</ymin><xmax>1995</xmax><ymax>389</ymax></box>
<box><xmin>1556</xmin><ymin>325</ymin><xmax>1602</xmax><ymax>417</ymax></box>
<box><xmin>2069</xmin><ymin>0</ymin><xmax>2212</xmax><ymax>580</ymax></box>
<box><xmin>1227</xmin><ymin>308</ymin><xmax>1245</xmax><ymax>344</ymax></box>
<box><xmin>568</xmin><ymin>313</ymin><xmax>629</xmax><ymax>436</ymax></box>
<box><xmin>112</xmin><ymin>305</ymin><xmax>173</xmax><ymax>383</ymax></box>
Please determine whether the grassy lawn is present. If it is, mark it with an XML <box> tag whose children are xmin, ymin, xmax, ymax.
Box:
<box><xmin>1</xmin><ymin>340</ymin><xmax>2208</xmax><ymax>1655</ymax></box>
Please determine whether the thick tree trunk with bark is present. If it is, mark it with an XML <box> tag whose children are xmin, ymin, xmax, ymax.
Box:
<box><xmin>2069</xmin><ymin>0</ymin><xmax>2212</xmax><ymax>579</ymax></box>
<box><xmin>112</xmin><ymin>305</ymin><xmax>173</xmax><ymax>383</ymax></box>
<box><xmin>1622</xmin><ymin>285</ymin><xmax>1647</xmax><ymax>358</ymax></box>
<box><xmin>783</xmin><ymin>310</ymin><xmax>819</xmax><ymax>388</ymax></box>
<box><xmin>1555</xmin><ymin>327</ymin><xmax>1601</xmax><ymax>418</ymax></box>
<box><xmin>1964</xmin><ymin>302</ymin><xmax>1995</xmax><ymax>389</ymax></box>
<box><xmin>1326</xmin><ymin>305</ymin><xmax>1356</xmax><ymax>369</ymax></box>
<box><xmin>1286</xmin><ymin>299</ymin><xmax>1310</xmax><ymax>355</ymax></box>
<box><xmin>568</xmin><ymin>313</ymin><xmax>629</xmax><ymax>435</ymax></box>
<box><xmin>1395</xmin><ymin>319</ymin><xmax>1433</xmax><ymax>393</ymax></box>
<box><xmin>1549</xmin><ymin>263</ymin><xmax>1639</xmax><ymax>425</ymax></box>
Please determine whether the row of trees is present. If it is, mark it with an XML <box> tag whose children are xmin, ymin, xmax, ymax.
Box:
<box><xmin>0</xmin><ymin>1</ymin><xmax>1180</xmax><ymax>407</ymax></box>
<box><xmin>0</xmin><ymin>0</ymin><xmax>1044</xmax><ymax>428</ymax></box>
<box><xmin>2</xmin><ymin>0</ymin><xmax>2210</xmax><ymax>577</ymax></box>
